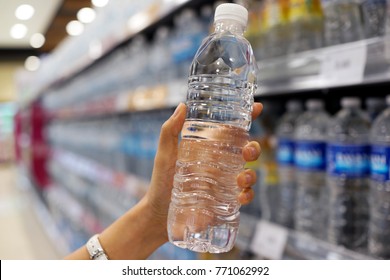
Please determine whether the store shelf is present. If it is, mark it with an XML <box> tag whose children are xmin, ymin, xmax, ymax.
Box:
<box><xmin>16</xmin><ymin>164</ymin><xmax>71</xmax><ymax>256</ymax></box>
<box><xmin>48</xmin><ymin>80</ymin><xmax>186</xmax><ymax>119</ymax></box>
<box><xmin>238</xmin><ymin>213</ymin><xmax>375</xmax><ymax>260</ymax></box>
<box><xmin>52</xmin><ymin>148</ymin><xmax>149</xmax><ymax>200</ymax></box>
<box><xmin>258</xmin><ymin>36</ymin><xmax>390</xmax><ymax>95</ymax></box>
<box><xmin>21</xmin><ymin>0</ymin><xmax>209</xmax><ymax>108</ymax></box>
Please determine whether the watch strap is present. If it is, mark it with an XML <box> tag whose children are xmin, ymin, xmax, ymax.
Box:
<box><xmin>86</xmin><ymin>234</ymin><xmax>109</xmax><ymax>260</ymax></box>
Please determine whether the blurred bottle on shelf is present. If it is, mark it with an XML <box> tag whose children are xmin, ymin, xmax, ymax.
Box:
<box><xmin>361</xmin><ymin>0</ymin><xmax>387</xmax><ymax>38</ymax></box>
<box><xmin>170</xmin><ymin>9</ymin><xmax>207</xmax><ymax>80</ymax></box>
<box><xmin>322</xmin><ymin>0</ymin><xmax>364</xmax><ymax>46</ymax></box>
<box><xmin>294</xmin><ymin>99</ymin><xmax>330</xmax><ymax>238</ymax></box>
<box><xmin>368</xmin><ymin>95</ymin><xmax>390</xmax><ymax>259</ymax></box>
<box><xmin>276</xmin><ymin>100</ymin><xmax>303</xmax><ymax>229</ymax></box>
<box><xmin>327</xmin><ymin>97</ymin><xmax>371</xmax><ymax>250</ymax></box>
<box><xmin>366</xmin><ymin>97</ymin><xmax>387</xmax><ymax>121</ymax></box>
<box><xmin>167</xmin><ymin>3</ymin><xmax>258</xmax><ymax>253</ymax></box>
<box><xmin>246</xmin><ymin>0</ymin><xmax>264</xmax><ymax>60</ymax></box>
<box><xmin>263</xmin><ymin>0</ymin><xmax>291</xmax><ymax>58</ymax></box>
<box><xmin>288</xmin><ymin>0</ymin><xmax>324</xmax><ymax>53</ymax></box>
<box><xmin>149</xmin><ymin>27</ymin><xmax>175</xmax><ymax>85</ymax></box>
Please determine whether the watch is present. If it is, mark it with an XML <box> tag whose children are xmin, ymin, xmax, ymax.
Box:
<box><xmin>86</xmin><ymin>234</ymin><xmax>109</xmax><ymax>260</ymax></box>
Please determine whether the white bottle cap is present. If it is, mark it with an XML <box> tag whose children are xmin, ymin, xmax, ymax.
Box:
<box><xmin>214</xmin><ymin>3</ymin><xmax>248</xmax><ymax>27</ymax></box>
<box><xmin>341</xmin><ymin>97</ymin><xmax>361</xmax><ymax>108</ymax></box>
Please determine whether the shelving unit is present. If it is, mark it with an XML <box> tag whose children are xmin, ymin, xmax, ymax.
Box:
<box><xmin>258</xmin><ymin>36</ymin><xmax>390</xmax><ymax>96</ymax></box>
<box><xmin>14</xmin><ymin>0</ymin><xmax>390</xmax><ymax>260</ymax></box>
<box><xmin>238</xmin><ymin>214</ymin><xmax>374</xmax><ymax>260</ymax></box>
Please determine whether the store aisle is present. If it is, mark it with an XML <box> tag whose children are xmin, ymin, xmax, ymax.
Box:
<box><xmin>0</xmin><ymin>165</ymin><xmax>61</xmax><ymax>259</ymax></box>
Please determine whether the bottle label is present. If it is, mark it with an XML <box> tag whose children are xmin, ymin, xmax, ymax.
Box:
<box><xmin>277</xmin><ymin>138</ymin><xmax>295</xmax><ymax>166</ymax></box>
<box><xmin>294</xmin><ymin>141</ymin><xmax>326</xmax><ymax>171</ymax></box>
<box><xmin>327</xmin><ymin>144</ymin><xmax>370</xmax><ymax>178</ymax></box>
<box><xmin>371</xmin><ymin>145</ymin><xmax>390</xmax><ymax>182</ymax></box>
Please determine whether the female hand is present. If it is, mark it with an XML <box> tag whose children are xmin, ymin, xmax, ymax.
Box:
<box><xmin>66</xmin><ymin>102</ymin><xmax>262</xmax><ymax>260</ymax></box>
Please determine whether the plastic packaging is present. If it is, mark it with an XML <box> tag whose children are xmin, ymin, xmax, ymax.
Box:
<box><xmin>294</xmin><ymin>99</ymin><xmax>330</xmax><ymax>238</ymax></box>
<box><xmin>167</xmin><ymin>3</ymin><xmax>258</xmax><ymax>253</ymax></box>
<box><xmin>276</xmin><ymin>100</ymin><xmax>303</xmax><ymax>228</ymax></box>
<box><xmin>327</xmin><ymin>97</ymin><xmax>371</xmax><ymax>250</ymax></box>
<box><xmin>368</xmin><ymin>95</ymin><xmax>390</xmax><ymax>258</ymax></box>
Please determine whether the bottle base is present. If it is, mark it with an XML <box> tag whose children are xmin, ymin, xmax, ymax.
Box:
<box><xmin>169</xmin><ymin>225</ymin><xmax>237</xmax><ymax>253</ymax></box>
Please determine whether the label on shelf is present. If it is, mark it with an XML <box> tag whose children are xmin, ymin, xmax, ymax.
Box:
<box><xmin>250</xmin><ymin>220</ymin><xmax>288</xmax><ymax>260</ymax></box>
<box><xmin>320</xmin><ymin>42</ymin><xmax>367</xmax><ymax>85</ymax></box>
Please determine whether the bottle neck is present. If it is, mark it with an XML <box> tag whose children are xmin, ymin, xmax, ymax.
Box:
<box><xmin>214</xmin><ymin>19</ymin><xmax>245</xmax><ymax>36</ymax></box>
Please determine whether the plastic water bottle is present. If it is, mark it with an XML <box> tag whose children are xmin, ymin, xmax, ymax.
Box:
<box><xmin>276</xmin><ymin>100</ymin><xmax>303</xmax><ymax>228</ymax></box>
<box><xmin>322</xmin><ymin>0</ymin><xmax>365</xmax><ymax>46</ymax></box>
<box><xmin>361</xmin><ymin>0</ymin><xmax>387</xmax><ymax>38</ymax></box>
<box><xmin>167</xmin><ymin>3</ymin><xmax>258</xmax><ymax>253</ymax></box>
<box><xmin>366</xmin><ymin>97</ymin><xmax>387</xmax><ymax>121</ymax></box>
<box><xmin>369</xmin><ymin>95</ymin><xmax>390</xmax><ymax>259</ymax></box>
<box><xmin>288</xmin><ymin>0</ymin><xmax>324</xmax><ymax>53</ymax></box>
<box><xmin>294</xmin><ymin>100</ymin><xmax>330</xmax><ymax>238</ymax></box>
<box><xmin>327</xmin><ymin>97</ymin><xmax>371</xmax><ymax>250</ymax></box>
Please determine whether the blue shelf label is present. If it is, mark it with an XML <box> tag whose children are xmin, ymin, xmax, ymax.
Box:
<box><xmin>295</xmin><ymin>141</ymin><xmax>326</xmax><ymax>171</ymax></box>
<box><xmin>327</xmin><ymin>144</ymin><xmax>370</xmax><ymax>178</ymax></box>
<box><xmin>277</xmin><ymin>138</ymin><xmax>295</xmax><ymax>166</ymax></box>
<box><xmin>371</xmin><ymin>145</ymin><xmax>390</xmax><ymax>182</ymax></box>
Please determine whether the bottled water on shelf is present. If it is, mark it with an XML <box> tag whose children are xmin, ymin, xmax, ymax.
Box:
<box><xmin>369</xmin><ymin>95</ymin><xmax>390</xmax><ymax>259</ymax></box>
<box><xmin>361</xmin><ymin>0</ymin><xmax>387</xmax><ymax>38</ymax></box>
<box><xmin>366</xmin><ymin>97</ymin><xmax>387</xmax><ymax>121</ymax></box>
<box><xmin>170</xmin><ymin>9</ymin><xmax>207</xmax><ymax>80</ymax></box>
<box><xmin>294</xmin><ymin>99</ymin><xmax>330</xmax><ymax>238</ymax></box>
<box><xmin>276</xmin><ymin>100</ymin><xmax>303</xmax><ymax>228</ymax></box>
<box><xmin>167</xmin><ymin>3</ymin><xmax>258</xmax><ymax>253</ymax></box>
<box><xmin>322</xmin><ymin>0</ymin><xmax>364</xmax><ymax>46</ymax></box>
<box><xmin>327</xmin><ymin>97</ymin><xmax>371</xmax><ymax>250</ymax></box>
<box><xmin>288</xmin><ymin>0</ymin><xmax>324</xmax><ymax>53</ymax></box>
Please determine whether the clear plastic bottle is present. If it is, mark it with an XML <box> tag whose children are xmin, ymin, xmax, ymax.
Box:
<box><xmin>327</xmin><ymin>97</ymin><xmax>371</xmax><ymax>250</ymax></box>
<box><xmin>294</xmin><ymin>99</ymin><xmax>330</xmax><ymax>238</ymax></box>
<box><xmin>322</xmin><ymin>0</ymin><xmax>364</xmax><ymax>46</ymax></box>
<box><xmin>368</xmin><ymin>95</ymin><xmax>390</xmax><ymax>259</ymax></box>
<box><xmin>288</xmin><ymin>0</ymin><xmax>324</xmax><ymax>54</ymax></box>
<box><xmin>366</xmin><ymin>97</ymin><xmax>387</xmax><ymax>121</ymax></box>
<box><xmin>167</xmin><ymin>3</ymin><xmax>258</xmax><ymax>253</ymax></box>
<box><xmin>276</xmin><ymin>100</ymin><xmax>303</xmax><ymax>228</ymax></box>
<box><xmin>263</xmin><ymin>0</ymin><xmax>291</xmax><ymax>58</ymax></box>
<box><xmin>170</xmin><ymin>10</ymin><xmax>207</xmax><ymax>80</ymax></box>
<box><xmin>361</xmin><ymin>0</ymin><xmax>387</xmax><ymax>38</ymax></box>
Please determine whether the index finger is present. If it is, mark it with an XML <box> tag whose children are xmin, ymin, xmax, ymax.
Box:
<box><xmin>251</xmin><ymin>102</ymin><xmax>263</xmax><ymax>121</ymax></box>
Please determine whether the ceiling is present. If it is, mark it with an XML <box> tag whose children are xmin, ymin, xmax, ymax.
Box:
<box><xmin>0</xmin><ymin>0</ymin><xmax>93</xmax><ymax>58</ymax></box>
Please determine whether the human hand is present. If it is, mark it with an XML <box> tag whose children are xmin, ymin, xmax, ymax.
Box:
<box><xmin>145</xmin><ymin>102</ymin><xmax>263</xmax><ymax>236</ymax></box>
<box><xmin>67</xmin><ymin>102</ymin><xmax>263</xmax><ymax>260</ymax></box>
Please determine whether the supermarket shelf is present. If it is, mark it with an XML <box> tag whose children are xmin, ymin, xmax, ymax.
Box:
<box><xmin>238</xmin><ymin>213</ymin><xmax>375</xmax><ymax>260</ymax></box>
<box><xmin>48</xmin><ymin>80</ymin><xmax>186</xmax><ymax>119</ymax></box>
<box><xmin>22</xmin><ymin>0</ymin><xmax>210</xmax><ymax>108</ymax></box>
<box><xmin>259</xmin><ymin>36</ymin><xmax>390</xmax><ymax>95</ymax></box>
<box><xmin>52</xmin><ymin>148</ymin><xmax>149</xmax><ymax>200</ymax></box>
<box><xmin>16</xmin><ymin>164</ymin><xmax>71</xmax><ymax>256</ymax></box>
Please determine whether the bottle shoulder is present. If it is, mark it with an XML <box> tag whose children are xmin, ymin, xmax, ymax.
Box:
<box><xmin>371</xmin><ymin>108</ymin><xmax>390</xmax><ymax>144</ymax></box>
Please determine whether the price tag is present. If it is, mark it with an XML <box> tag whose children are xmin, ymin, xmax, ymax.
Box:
<box><xmin>320</xmin><ymin>42</ymin><xmax>367</xmax><ymax>86</ymax></box>
<box><xmin>250</xmin><ymin>220</ymin><xmax>288</xmax><ymax>260</ymax></box>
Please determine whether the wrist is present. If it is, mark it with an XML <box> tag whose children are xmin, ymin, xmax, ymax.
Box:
<box><xmin>98</xmin><ymin>196</ymin><xmax>167</xmax><ymax>259</ymax></box>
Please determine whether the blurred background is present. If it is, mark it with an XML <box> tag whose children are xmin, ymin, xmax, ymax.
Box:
<box><xmin>1</xmin><ymin>0</ymin><xmax>390</xmax><ymax>260</ymax></box>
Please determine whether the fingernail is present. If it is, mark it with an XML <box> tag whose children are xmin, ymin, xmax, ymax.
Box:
<box><xmin>245</xmin><ymin>173</ymin><xmax>252</xmax><ymax>184</ymax></box>
<box><xmin>249</xmin><ymin>147</ymin><xmax>257</xmax><ymax>158</ymax></box>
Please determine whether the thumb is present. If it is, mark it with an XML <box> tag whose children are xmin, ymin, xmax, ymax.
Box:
<box><xmin>153</xmin><ymin>102</ymin><xmax>186</xmax><ymax>173</ymax></box>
